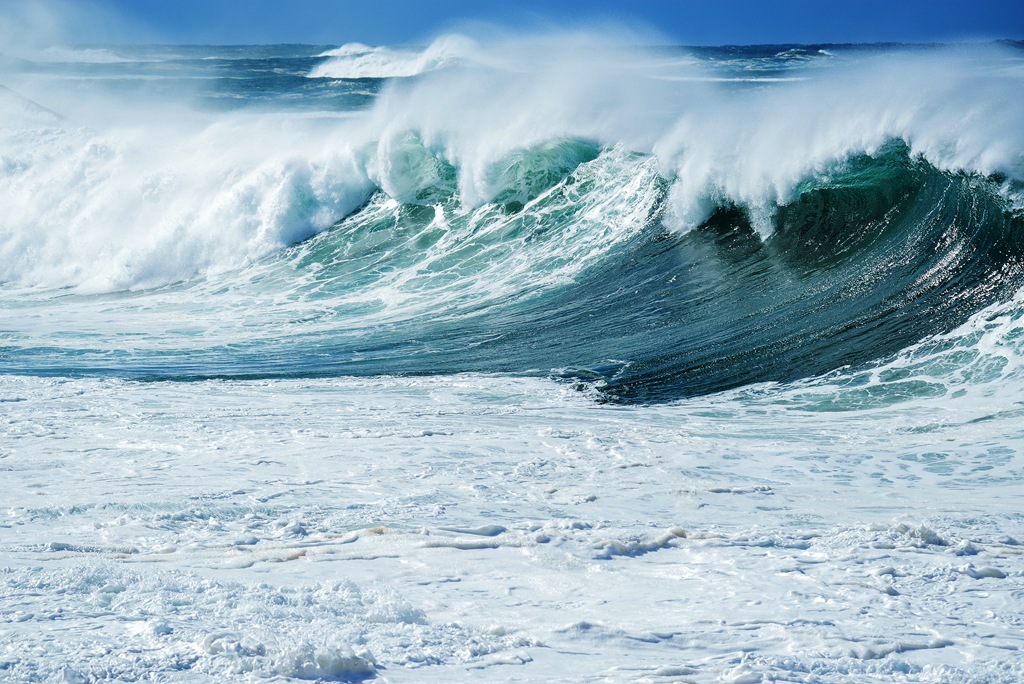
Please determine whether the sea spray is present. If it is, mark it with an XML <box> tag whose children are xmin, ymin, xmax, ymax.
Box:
<box><xmin>3</xmin><ymin>37</ymin><xmax>1022</xmax><ymax>293</ymax></box>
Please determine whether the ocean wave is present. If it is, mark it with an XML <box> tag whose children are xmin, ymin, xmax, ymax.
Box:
<box><xmin>2</xmin><ymin>36</ymin><xmax>1021</xmax><ymax>292</ymax></box>
<box><xmin>309</xmin><ymin>35</ymin><xmax>477</xmax><ymax>79</ymax></box>
<box><xmin>3</xmin><ymin>136</ymin><xmax>1021</xmax><ymax>402</ymax></box>
<box><xmin>292</xmin><ymin>142</ymin><xmax>1023</xmax><ymax>402</ymax></box>
<box><xmin>2</xmin><ymin>35</ymin><xmax>1023</xmax><ymax>401</ymax></box>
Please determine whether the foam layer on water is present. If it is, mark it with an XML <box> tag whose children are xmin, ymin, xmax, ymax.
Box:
<box><xmin>2</xmin><ymin>366</ymin><xmax>1023</xmax><ymax>681</ymax></box>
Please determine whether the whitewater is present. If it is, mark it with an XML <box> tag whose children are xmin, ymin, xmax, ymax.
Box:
<box><xmin>2</xmin><ymin>33</ymin><xmax>1024</xmax><ymax>683</ymax></box>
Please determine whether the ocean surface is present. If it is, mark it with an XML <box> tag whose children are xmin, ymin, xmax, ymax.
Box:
<box><xmin>2</xmin><ymin>36</ymin><xmax>1024</xmax><ymax>682</ymax></box>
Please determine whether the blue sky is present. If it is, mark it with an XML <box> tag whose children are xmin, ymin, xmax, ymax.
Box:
<box><xmin>48</xmin><ymin>0</ymin><xmax>1024</xmax><ymax>45</ymax></box>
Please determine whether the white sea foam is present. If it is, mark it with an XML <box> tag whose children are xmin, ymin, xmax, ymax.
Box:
<box><xmin>0</xmin><ymin>112</ymin><xmax>374</xmax><ymax>291</ymax></box>
<box><xmin>1</xmin><ymin>352</ymin><xmax>1023</xmax><ymax>681</ymax></box>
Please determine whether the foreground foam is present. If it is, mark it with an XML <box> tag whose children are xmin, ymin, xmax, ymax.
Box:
<box><xmin>2</xmin><ymin>372</ymin><xmax>1022</xmax><ymax>681</ymax></box>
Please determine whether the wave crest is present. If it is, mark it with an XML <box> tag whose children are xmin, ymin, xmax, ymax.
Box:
<box><xmin>309</xmin><ymin>35</ymin><xmax>477</xmax><ymax>79</ymax></box>
<box><xmin>2</xmin><ymin>35</ymin><xmax>1022</xmax><ymax>295</ymax></box>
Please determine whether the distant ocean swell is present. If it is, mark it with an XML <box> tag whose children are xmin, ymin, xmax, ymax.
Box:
<box><xmin>1</xmin><ymin>37</ymin><xmax>1023</xmax><ymax>403</ymax></box>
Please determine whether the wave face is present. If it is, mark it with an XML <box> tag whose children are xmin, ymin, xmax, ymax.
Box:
<box><xmin>1</xmin><ymin>38</ymin><xmax>1023</xmax><ymax>403</ymax></box>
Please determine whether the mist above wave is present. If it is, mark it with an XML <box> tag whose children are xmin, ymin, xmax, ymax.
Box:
<box><xmin>354</xmin><ymin>35</ymin><xmax>1023</xmax><ymax>234</ymax></box>
<box><xmin>0</xmin><ymin>32</ymin><xmax>1021</xmax><ymax>291</ymax></box>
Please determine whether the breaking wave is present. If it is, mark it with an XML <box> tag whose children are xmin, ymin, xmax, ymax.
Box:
<box><xmin>2</xmin><ymin>35</ymin><xmax>1023</xmax><ymax>402</ymax></box>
